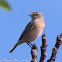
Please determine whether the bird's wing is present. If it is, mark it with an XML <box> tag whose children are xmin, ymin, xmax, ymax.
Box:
<box><xmin>18</xmin><ymin>21</ymin><xmax>33</xmax><ymax>41</ymax></box>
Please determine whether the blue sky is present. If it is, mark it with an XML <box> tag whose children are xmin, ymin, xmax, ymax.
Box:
<box><xmin>0</xmin><ymin>0</ymin><xmax>62</xmax><ymax>62</ymax></box>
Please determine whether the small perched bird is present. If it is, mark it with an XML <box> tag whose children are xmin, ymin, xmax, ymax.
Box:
<box><xmin>9</xmin><ymin>11</ymin><xmax>45</xmax><ymax>53</ymax></box>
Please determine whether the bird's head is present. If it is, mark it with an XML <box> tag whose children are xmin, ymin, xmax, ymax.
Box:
<box><xmin>29</xmin><ymin>11</ymin><xmax>44</xmax><ymax>20</ymax></box>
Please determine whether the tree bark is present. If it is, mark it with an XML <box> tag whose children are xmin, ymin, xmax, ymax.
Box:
<box><xmin>47</xmin><ymin>33</ymin><xmax>62</xmax><ymax>62</ymax></box>
<box><xmin>31</xmin><ymin>43</ymin><xmax>38</xmax><ymax>62</ymax></box>
<box><xmin>39</xmin><ymin>33</ymin><xmax>48</xmax><ymax>62</ymax></box>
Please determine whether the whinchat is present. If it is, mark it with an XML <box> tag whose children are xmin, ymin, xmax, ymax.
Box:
<box><xmin>9</xmin><ymin>11</ymin><xmax>45</xmax><ymax>53</ymax></box>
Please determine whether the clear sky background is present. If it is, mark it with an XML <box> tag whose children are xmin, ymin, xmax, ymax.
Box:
<box><xmin>0</xmin><ymin>0</ymin><xmax>62</xmax><ymax>62</ymax></box>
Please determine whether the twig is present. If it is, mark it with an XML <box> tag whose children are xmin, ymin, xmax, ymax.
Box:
<box><xmin>31</xmin><ymin>43</ymin><xmax>38</xmax><ymax>62</ymax></box>
<box><xmin>47</xmin><ymin>33</ymin><xmax>62</xmax><ymax>62</ymax></box>
<box><xmin>39</xmin><ymin>33</ymin><xmax>48</xmax><ymax>62</ymax></box>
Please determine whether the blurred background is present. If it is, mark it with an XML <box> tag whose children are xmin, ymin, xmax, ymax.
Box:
<box><xmin>0</xmin><ymin>0</ymin><xmax>62</xmax><ymax>62</ymax></box>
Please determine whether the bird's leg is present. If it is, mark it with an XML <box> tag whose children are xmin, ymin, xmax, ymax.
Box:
<box><xmin>27</xmin><ymin>42</ymin><xmax>32</xmax><ymax>47</ymax></box>
<box><xmin>26</xmin><ymin>41</ymin><xmax>33</xmax><ymax>47</ymax></box>
<box><xmin>29</xmin><ymin>42</ymin><xmax>33</xmax><ymax>46</ymax></box>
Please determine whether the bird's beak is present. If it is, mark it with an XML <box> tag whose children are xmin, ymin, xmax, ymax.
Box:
<box><xmin>29</xmin><ymin>14</ymin><xmax>32</xmax><ymax>16</ymax></box>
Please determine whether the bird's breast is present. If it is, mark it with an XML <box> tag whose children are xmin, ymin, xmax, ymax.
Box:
<box><xmin>27</xmin><ymin>20</ymin><xmax>44</xmax><ymax>42</ymax></box>
<box><xmin>33</xmin><ymin>19</ymin><xmax>45</xmax><ymax>28</ymax></box>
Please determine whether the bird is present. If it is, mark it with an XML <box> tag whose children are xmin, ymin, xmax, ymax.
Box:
<box><xmin>9</xmin><ymin>11</ymin><xmax>45</xmax><ymax>53</ymax></box>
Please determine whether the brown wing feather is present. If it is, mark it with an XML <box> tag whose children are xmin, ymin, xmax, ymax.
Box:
<box><xmin>18</xmin><ymin>21</ymin><xmax>33</xmax><ymax>41</ymax></box>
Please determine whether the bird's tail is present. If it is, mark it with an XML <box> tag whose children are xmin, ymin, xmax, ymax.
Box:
<box><xmin>9</xmin><ymin>43</ymin><xmax>18</xmax><ymax>53</ymax></box>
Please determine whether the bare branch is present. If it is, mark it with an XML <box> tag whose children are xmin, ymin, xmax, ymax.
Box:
<box><xmin>31</xmin><ymin>43</ymin><xmax>38</xmax><ymax>62</ymax></box>
<box><xmin>47</xmin><ymin>33</ymin><xmax>62</xmax><ymax>62</ymax></box>
<box><xmin>39</xmin><ymin>33</ymin><xmax>48</xmax><ymax>62</ymax></box>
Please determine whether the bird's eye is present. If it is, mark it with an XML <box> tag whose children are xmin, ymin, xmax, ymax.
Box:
<box><xmin>35</xmin><ymin>14</ymin><xmax>38</xmax><ymax>15</ymax></box>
